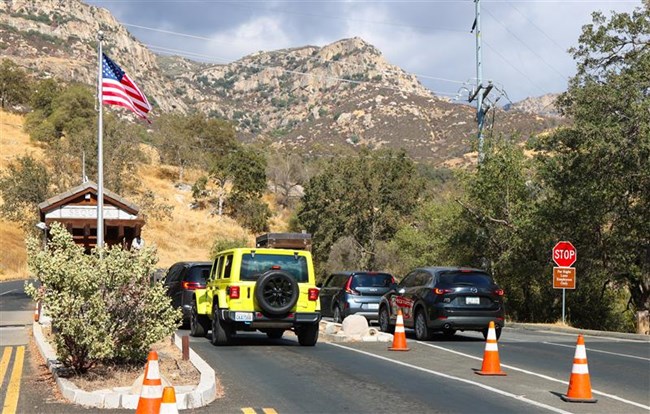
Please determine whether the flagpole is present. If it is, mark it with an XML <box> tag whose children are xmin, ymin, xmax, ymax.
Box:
<box><xmin>97</xmin><ymin>30</ymin><xmax>104</xmax><ymax>250</ymax></box>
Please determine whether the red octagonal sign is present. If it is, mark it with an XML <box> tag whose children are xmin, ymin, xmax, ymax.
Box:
<box><xmin>553</xmin><ymin>241</ymin><xmax>577</xmax><ymax>267</ymax></box>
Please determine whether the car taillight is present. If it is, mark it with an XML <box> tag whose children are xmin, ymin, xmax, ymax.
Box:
<box><xmin>228</xmin><ymin>286</ymin><xmax>240</xmax><ymax>299</ymax></box>
<box><xmin>494</xmin><ymin>289</ymin><xmax>504</xmax><ymax>296</ymax></box>
<box><xmin>433</xmin><ymin>288</ymin><xmax>452</xmax><ymax>295</ymax></box>
<box><xmin>308</xmin><ymin>288</ymin><xmax>319</xmax><ymax>301</ymax></box>
<box><xmin>182</xmin><ymin>281</ymin><xmax>204</xmax><ymax>290</ymax></box>
<box><xmin>344</xmin><ymin>277</ymin><xmax>359</xmax><ymax>295</ymax></box>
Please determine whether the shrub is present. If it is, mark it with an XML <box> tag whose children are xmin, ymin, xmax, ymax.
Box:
<box><xmin>25</xmin><ymin>223</ymin><xmax>181</xmax><ymax>373</ymax></box>
<box><xmin>210</xmin><ymin>236</ymin><xmax>251</xmax><ymax>259</ymax></box>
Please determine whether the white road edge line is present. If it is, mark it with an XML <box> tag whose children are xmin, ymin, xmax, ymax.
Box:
<box><xmin>0</xmin><ymin>289</ymin><xmax>17</xmax><ymax>297</ymax></box>
<box><xmin>327</xmin><ymin>342</ymin><xmax>572</xmax><ymax>414</ymax></box>
<box><xmin>418</xmin><ymin>341</ymin><xmax>650</xmax><ymax>410</ymax></box>
<box><xmin>543</xmin><ymin>341</ymin><xmax>650</xmax><ymax>361</ymax></box>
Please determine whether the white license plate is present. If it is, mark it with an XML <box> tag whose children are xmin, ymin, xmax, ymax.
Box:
<box><xmin>466</xmin><ymin>297</ymin><xmax>480</xmax><ymax>305</ymax></box>
<box><xmin>234</xmin><ymin>312</ymin><xmax>253</xmax><ymax>322</ymax></box>
<box><xmin>367</xmin><ymin>303</ymin><xmax>379</xmax><ymax>310</ymax></box>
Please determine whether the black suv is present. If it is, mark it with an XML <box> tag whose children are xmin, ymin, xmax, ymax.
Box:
<box><xmin>163</xmin><ymin>261</ymin><xmax>212</xmax><ymax>326</ymax></box>
<box><xmin>319</xmin><ymin>271</ymin><xmax>395</xmax><ymax>323</ymax></box>
<box><xmin>378</xmin><ymin>267</ymin><xmax>505</xmax><ymax>340</ymax></box>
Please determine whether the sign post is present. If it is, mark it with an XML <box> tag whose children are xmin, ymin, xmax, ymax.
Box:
<box><xmin>552</xmin><ymin>241</ymin><xmax>577</xmax><ymax>324</ymax></box>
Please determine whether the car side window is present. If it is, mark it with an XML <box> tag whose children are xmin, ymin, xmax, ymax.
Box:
<box><xmin>414</xmin><ymin>271</ymin><xmax>432</xmax><ymax>287</ymax></box>
<box><xmin>165</xmin><ymin>264</ymin><xmax>182</xmax><ymax>284</ymax></box>
<box><xmin>210</xmin><ymin>257</ymin><xmax>220</xmax><ymax>280</ymax></box>
<box><xmin>215</xmin><ymin>256</ymin><xmax>225</xmax><ymax>279</ymax></box>
<box><xmin>400</xmin><ymin>272</ymin><xmax>416</xmax><ymax>288</ymax></box>
<box><xmin>223</xmin><ymin>254</ymin><xmax>233</xmax><ymax>279</ymax></box>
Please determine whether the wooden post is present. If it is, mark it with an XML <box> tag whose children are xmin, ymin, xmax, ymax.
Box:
<box><xmin>182</xmin><ymin>335</ymin><xmax>189</xmax><ymax>361</ymax></box>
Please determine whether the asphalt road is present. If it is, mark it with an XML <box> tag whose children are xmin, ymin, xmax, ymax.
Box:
<box><xmin>184</xmin><ymin>327</ymin><xmax>650</xmax><ymax>414</ymax></box>
<box><xmin>1</xmin><ymin>280</ymin><xmax>649</xmax><ymax>414</ymax></box>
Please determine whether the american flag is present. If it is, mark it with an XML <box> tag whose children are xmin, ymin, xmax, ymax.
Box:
<box><xmin>101</xmin><ymin>53</ymin><xmax>152</xmax><ymax>120</ymax></box>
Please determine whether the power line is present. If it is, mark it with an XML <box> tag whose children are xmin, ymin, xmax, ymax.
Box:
<box><xmin>482</xmin><ymin>5</ymin><xmax>568</xmax><ymax>82</ymax></box>
<box><xmin>505</xmin><ymin>1</ymin><xmax>566</xmax><ymax>52</ymax></box>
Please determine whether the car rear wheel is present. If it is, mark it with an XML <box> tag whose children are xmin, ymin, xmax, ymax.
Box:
<box><xmin>255</xmin><ymin>270</ymin><xmax>299</xmax><ymax>315</ymax></box>
<box><xmin>297</xmin><ymin>324</ymin><xmax>319</xmax><ymax>346</ymax></box>
<box><xmin>379</xmin><ymin>306</ymin><xmax>395</xmax><ymax>334</ymax></box>
<box><xmin>190</xmin><ymin>303</ymin><xmax>210</xmax><ymax>337</ymax></box>
<box><xmin>266</xmin><ymin>329</ymin><xmax>284</xmax><ymax>339</ymax></box>
<box><xmin>482</xmin><ymin>326</ymin><xmax>502</xmax><ymax>340</ymax></box>
<box><xmin>211</xmin><ymin>305</ymin><xmax>233</xmax><ymax>346</ymax></box>
<box><xmin>332</xmin><ymin>304</ymin><xmax>343</xmax><ymax>323</ymax></box>
<box><xmin>414</xmin><ymin>310</ymin><xmax>432</xmax><ymax>341</ymax></box>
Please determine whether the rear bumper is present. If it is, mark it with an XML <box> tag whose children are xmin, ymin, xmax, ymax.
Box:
<box><xmin>429</xmin><ymin>315</ymin><xmax>505</xmax><ymax>331</ymax></box>
<box><xmin>222</xmin><ymin>310</ymin><xmax>321</xmax><ymax>329</ymax></box>
<box><xmin>345</xmin><ymin>300</ymin><xmax>381</xmax><ymax>320</ymax></box>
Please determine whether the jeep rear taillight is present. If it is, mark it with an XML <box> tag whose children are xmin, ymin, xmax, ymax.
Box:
<box><xmin>182</xmin><ymin>281</ymin><xmax>204</xmax><ymax>290</ymax></box>
<box><xmin>494</xmin><ymin>288</ymin><xmax>504</xmax><ymax>296</ymax></box>
<box><xmin>228</xmin><ymin>286</ymin><xmax>240</xmax><ymax>299</ymax></box>
<box><xmin>433</xmin><ymin>287</ymin><xmax>452</xmax><ymax>295</ymax></box>
<box><xmin>308</xmin><ymin>288</ymin><xmax>319</xmax><ymax>301</ymax></box>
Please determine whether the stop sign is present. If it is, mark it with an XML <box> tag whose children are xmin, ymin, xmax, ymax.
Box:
<box><xmin>553</xmin><ymin>241</ymin><xmax>577</xmax><ymax>267</ymax></box>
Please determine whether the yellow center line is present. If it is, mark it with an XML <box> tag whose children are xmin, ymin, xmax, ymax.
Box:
<box><xmin>262</xmin><ymin>409</ymin><xmax>278</xmax><ymax>414</ymax></box>
<box><xmin>2</xmin><ymin>345</ymin><xmax>24</xmax><ymax>414</ymax></box>
<box><xmin>242</xmin><ymin>408</ymin><xmax>257</xmax><ymax>414</ymax></box>
<box><xmin>0</xmin><ymin>348</ymin><xmax>12</xmax><ymax>390</ymax></box>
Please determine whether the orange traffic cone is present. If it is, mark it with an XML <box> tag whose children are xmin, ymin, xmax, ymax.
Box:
<box><xmin>135</xmin><ymin>351</ymin><xmax>163</xmax><ymax>414</ymax></box>
<box><xmin>561</xmin><ymin>335</ymin><xmax>597</xmax><ymax>403</ymax></box>
<box><xmin>159</xmin><ymin>386</ymin><xmax>179</xmax><ymax>414</ymax></box>
<box><xmin>475</xmin><ymin>321</ymin><xmax>506</xmax><ymax>376</ymax></box>
<box><xmin>33</xmin><ymin>303</ymin><xmax>40</xmax><ymax>322</ymax></box>
<box><xmin>389</xmin><ymin>309</ymin><xmax>410</xmax><ymax>351</ymax></box>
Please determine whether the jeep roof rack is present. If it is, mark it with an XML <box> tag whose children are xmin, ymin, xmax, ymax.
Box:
<box><xmin>255</xmin><ymin>232</ymin><xmax>312</xmax><ymax>251</ymax></box>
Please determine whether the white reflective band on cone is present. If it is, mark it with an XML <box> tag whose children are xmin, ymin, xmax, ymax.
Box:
<box><xmin>485</xmin><ymin>342</ymin><xmax>499</xmax><ymax>351</ymax></box>
<box><xmin>147</xmin><ymin>360</ymin><xmax>160</xmax><ymax>380</ymax></box>
<box><xmin>395</xmin><ymin>326</ymin><xmax>405</xmax><ymax>333</ymax></box>
<box><xmin>140</xmin><ymin>384</ymin><xmax>163</xmax><ymax>398</ymax></box>
<box><xmin>572</xmin><ymin>363</ymin><xmax>589</xmax><ymax>374</ymax></box>
<box><xmin>574</xmin><ymin>345</ymin><xmax>587</xmax><ymax>359</ymax></box>
<box><xmin>487</xmin><ymin>329</ymin><xmax>497</xmax><ymax>340</ymax></box>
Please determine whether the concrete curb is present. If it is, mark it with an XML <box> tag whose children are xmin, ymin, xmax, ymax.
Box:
<box><xmin>506</xmin><ymin>322</ymin><xmax>650</xmax><ymax>342</ymax></box>
<box><xmin>32</xmin><ymin>322</ymin><xmax>217</xmax><ymax>409</ymax></box>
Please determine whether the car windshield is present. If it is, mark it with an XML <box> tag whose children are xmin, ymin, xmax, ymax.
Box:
<box><xmin>187</xmin><ymin>266</ymin><xmax>211</xmax><ymax>284</ymax></box>
<box><xmin>439</xmin><ymin>271</ymin><xmax>493</xmax><ymax>287</ymax></box>
<box><xmin>351</xmin><ymin>273</ymin><xmax>393</xmax><ymax>288</ymax></box>
<box><xmin>240</xmin><ymin>254</ymin><xmax>309</xmax><ymax>283</ymax></box>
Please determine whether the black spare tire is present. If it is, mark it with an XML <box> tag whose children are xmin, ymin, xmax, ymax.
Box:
<box><xmin>255</xmin><ymin>270</ymin><xmax>299</xmax><ymax>315</ymax></box>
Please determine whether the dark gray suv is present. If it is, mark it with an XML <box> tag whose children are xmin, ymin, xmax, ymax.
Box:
<box><xmin>378</xmin><ymin>267</ymin><xmax>505</xmax><ymax>340</ymax></box>
<box><xmin>319</xmin><ymin>271</ymin><xmax>395</xmax><ymax>323</ymax></box>
<box><xmin>163</xmin><ymin>261</ymin><xmax>212</xmax><ymax>326</ymax></box>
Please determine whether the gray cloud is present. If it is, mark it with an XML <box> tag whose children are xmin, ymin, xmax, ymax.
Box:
<box><xmin>87</xmin><ymin>0</ymin><xmax>642</xmax><ymax>102</ymax></box>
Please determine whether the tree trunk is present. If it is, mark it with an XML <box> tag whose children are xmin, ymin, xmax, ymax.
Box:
<box><xmin>636</xmin><ymin>310</ymin><xmax>649</xmax><ymax>335</ymax></box>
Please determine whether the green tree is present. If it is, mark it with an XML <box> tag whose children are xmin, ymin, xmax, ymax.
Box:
<box><xmin>0</xmin><ymin>155</ymin><xmax>50</xmax><ymax>224</ymax></box>
<box><xmin>25</xmin><ymin>223</ymin><xmax>180</xmax><ymax>373</ymax></box>
<box><xmin>0</xmin><ymin>59</ymin><xmax>31</xmax><ymax>109</ymax></box>
<box><xmin>298</xmin><ymin>149</ymin><xmax>423</xmax><ymax>271</ymax></box>
<box><xmin>533</xmin><ymin>4</ymin><xmax>649</xmax><ymax>329</ymax></box>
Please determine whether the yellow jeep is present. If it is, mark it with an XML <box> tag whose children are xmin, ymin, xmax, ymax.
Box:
<box><xmin>189</xmin><ymin>246</ymin><xmax>321</xmax><ymax>346</ymax></box>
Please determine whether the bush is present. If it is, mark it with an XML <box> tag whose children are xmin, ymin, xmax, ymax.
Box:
<box><xmin>210</xmin><ymin>236</ymin><xmax>251</xmax><ymax>259</ymax></box>
<box><xmin>25</xmin><ymin>223</ymin><xmax>181</xmax><ymax>373</ymax></box>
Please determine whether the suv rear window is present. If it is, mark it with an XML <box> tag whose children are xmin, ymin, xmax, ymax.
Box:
<box><xmin>240</xmin><ymin>254</ymin><xmax>309</xmax><ymax>283</ymax></box>
<box><xmin>186</xmin><ymin>265</ymin><xmax>211</xmax><ymax>283</ymax></box>
<box><xmin>350</xmin><ymin>273</ymin><xmax>393</xmax><ymax>288</ymax></box>
<box><xmin>439</xmin><ymin>271</ymin><xmax>493</xmax><ymax>287</ymax></box>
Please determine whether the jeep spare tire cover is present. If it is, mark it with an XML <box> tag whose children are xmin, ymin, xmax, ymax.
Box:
<box><xmin>255</xmin><ymin>270</ymin><xmax>299</xmax><ymax>315</ymax></box>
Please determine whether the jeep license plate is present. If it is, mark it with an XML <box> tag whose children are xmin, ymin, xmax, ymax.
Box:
<box><xmin>466</xmin><ymin>297</ymin><xmax>480</xmax><ymax>305</ymax></box>
<box><xmin>367</xmin><ymin>303</ymin><xmax>379</xmax><ymax>310</ymax></box>
<box><xmin>234</xmin><ymin>312</ymin><xmax>253</xmax><ymax>322</ymax></box>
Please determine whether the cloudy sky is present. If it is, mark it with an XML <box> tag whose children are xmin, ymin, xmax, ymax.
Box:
<box><xmin>86</xmin><ymin>0</ymin><xmax>641</xmax><ymax>103</ymax></box>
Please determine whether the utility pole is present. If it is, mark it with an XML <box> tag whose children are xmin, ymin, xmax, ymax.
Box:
<box><xmin>470</xmin><ymin>0</ymin><xmax>492</xmax><ymax>164</ymax></box>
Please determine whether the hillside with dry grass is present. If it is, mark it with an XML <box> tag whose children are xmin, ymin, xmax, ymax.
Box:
<box><xmin>0</xmin><ymin>110</ymin><xmax>281</xmax><ymax>281</ymax></box>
